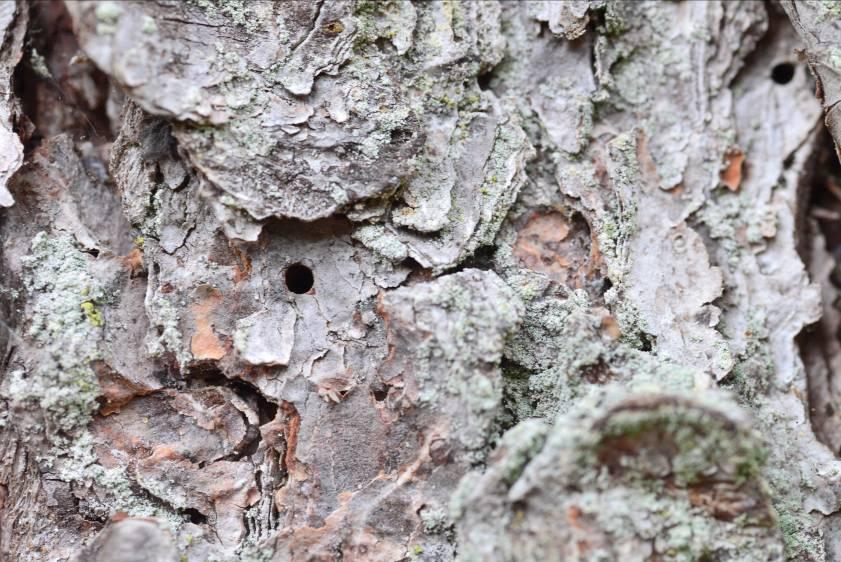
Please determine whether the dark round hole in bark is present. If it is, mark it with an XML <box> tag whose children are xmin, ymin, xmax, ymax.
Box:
<box><xmin>371</xmin><ymin>382</ymin><xmax>388</xmax><ymax>402</ymax></box>
<box><xmin>771</xmin><ymin>62</ymin><xmax>795</xmax><ymax>85</ymax></box>
<box><xmin>285</xmin><ymin>263</ymin><xmax>314</xmax><ymax>294</ymax></box>
<box><xmin>477</xmin><ymin>71</ymin><xmax>493</xmax><ymax>91</ymax></box>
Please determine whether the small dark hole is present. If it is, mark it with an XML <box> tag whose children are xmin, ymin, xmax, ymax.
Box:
<box><xmin>390</xmin><ymin>128</ymin><xmax>412</xmax><ymax>144</ymax></box>
<box><xmin>285</xmin><ymin>263</ymin><xmax>314</xmax><ymax>294</ymax></box>
<box><xmin>182</xmin><ymin>508</ymin><xmax>207</xmax><ymax>525</ymax></box>
<box><xmin>371</xmin><ymin>383</ymin><xmax>388</xmax><ymax>402</ymax></box>
<box><xmin>589</xmin><ymin>8</ymin><xmax>606</xmax><ymax>33</ymax></box>
<box><xmin>400</xmin><ymin>256</ymin><xmax>423</xmax><ymax>271</ymax></box>
<box><xmin>771</xmin><ymin>62</ymin><xmax>795</xmax><ymax>85</ymax></box>
<box><xmin>375</xmin><ymin>36</ymin><xmax>392</xmax><ymax>52</ymax></box>
<box><xmin>477</xmin><ymin>71</ymin><xmax>493</xmax><ymax>91</ymax></box>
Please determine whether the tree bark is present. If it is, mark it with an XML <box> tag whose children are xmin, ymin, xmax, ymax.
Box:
<box><xmin>2</xmin><ymin>1</ymin><xmax>841</xmax><ymax>561</ymax></box>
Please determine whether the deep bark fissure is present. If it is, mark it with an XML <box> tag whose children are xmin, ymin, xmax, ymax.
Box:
<box><xmin>797</xmin><ymin>129</ymin><xmax>841</xmax><ymax>456</ymax></box>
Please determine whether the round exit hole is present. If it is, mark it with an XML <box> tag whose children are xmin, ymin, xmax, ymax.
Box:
<box><xmin>771</xmin><ymin>62</ymin><xmax>795</xmax><ymax>85</ymax></box>
<box><xmin>285</xmin><ymin>263</ymin><xmax>314</xmax><ymax>294</ymax></box>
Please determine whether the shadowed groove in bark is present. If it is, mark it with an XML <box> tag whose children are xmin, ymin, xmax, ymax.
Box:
<box><xmin>13</xmin><ymin>0</ymin><xmax>113</xmax><ymax>150</ymax></box>
<box><xmin>798</xmin><ymin>129</ymin><xmax>841</xmax><ymax>457</ymax></box>
<box><xmin>186</xmin><ymin>364</ymin><xmax>280</xmax><ymax>427</ymax></box>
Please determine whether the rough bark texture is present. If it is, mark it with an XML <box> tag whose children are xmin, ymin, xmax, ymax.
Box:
<box><xmin>4</xmin><ymin>1</ymin><xmax>841</xmax><ymax>561</ymax></box>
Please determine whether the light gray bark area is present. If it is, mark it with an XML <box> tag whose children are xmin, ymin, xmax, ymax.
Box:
<box><xmin>3</xmin><ymin>1</ymin><xmax>841</xmax><ymax>561</ymax></box>
<box><xmin>783</xmin><ymin>0</ymin><xmax>841</xmax><ymax>155</ymax></box>
<box><xmin>0</xmin><ymin>0</ymin><xmax>26</xmax><ymax>207</ymax></box>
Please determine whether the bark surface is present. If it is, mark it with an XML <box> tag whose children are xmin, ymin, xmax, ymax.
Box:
<box><xmin>3</xmin><ymin>1</ymin><xmax>841</xmax><ymax>561</ymax></box>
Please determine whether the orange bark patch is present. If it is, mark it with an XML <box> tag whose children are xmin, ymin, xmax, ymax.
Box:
<box><xmin>513</xmin><ymin>211</ymin><xmax>602</xmax><ymax>290</ymax></box>
<box><xmin>92</xmin><ymin>360</ymin><xmax>153</xmax><ymax>415</ymax></box>
<box><xmin>231</xmin><ymin>242</ymin><xmax>252</xmax><ymax>283</ymax></box>
<box><xmin>601</xmin><ymin>314</ymin><xmax>620</xmax><ymax>340</ymax></box>
<box><xmin>721</xmin><ymin>148</ymin><xmax>745</xmax><ymax>191</ymax></box>
<box><xmin>514</xmin><ymin>212</ymin><xmax>571</xmax><ymax>279</ymax></box>
<box><xmin>122</xmin><ymin>248</ymin><xmax>144</xmax><ymax>277</ymax></box>
<box><xmin>190</xmin><ymin>287</ymin><xmax>226</xmax><ymax>360</ymax></box>
<box><xmin>280</xmin><ymin>401</ymin><xmax>302</xmax><ymax>478</ymax></box>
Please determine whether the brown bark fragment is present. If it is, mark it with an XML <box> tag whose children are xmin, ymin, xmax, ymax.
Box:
<box><xmin>189</xmin><ymin>287</ymin><xmax>227</xmax><ymax>361</ymax></box>
<box><xmin>721</xmin><ymin>148</ymin><xmax>745</xmax><ymax>191</ymax></box>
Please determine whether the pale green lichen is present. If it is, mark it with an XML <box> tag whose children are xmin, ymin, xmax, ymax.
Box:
<box><xmin>141</xmin><ymin>15</ymin><xmax>157</xmax><ymax>34</ymax></box>
<box><xmin>463</xmin><ymin>110</ymin><xmax>534</xmax><ymax>256</ymax></box>
<box><xmin>591</xmin><ymin>399</ymin><xmax>767</xmax><ymax>486</ymax></box>
<box><xmin>58</xmin><ymin>433</ymin><xmax>184</xmax><ymax>529</ymax></box>
<box><xmin>503</xmin><ymin>291</ymin><xmax>615</xmax><ymax>419</ymax></box>
<box><xmin>419</xmin><ymin>506</ymin><xmax>450</xmax><ymax>534</ymax></box>
<box><xmin>95</xmin><ymin>1</ymin><xmax>122</xmax><ymax>35</ymax></box>
<box><xmin>80</xmin><ymin>300</ymin><xmax>104</xmax><ymax>327</ymax></box>
<box><xmin>456</xmin><ymin>385</ymin><xmax>780</xmax><ymax>562</ymax></box>
<box><xmin>812</xmin><ymin>0</ymin><xmax>841</xmax><ymax>21</ymax></box>
<box><xmin>94</xmin><ymin>1</ymin><xmax>122</xmax><ymax>22</ymax></box>
<box><xmin>386</xmin><ymin>271</ymin><xmax>524</xmax><ymax>455</ymax></box>
<box><xmin>721</xmin><ymin>314</ymin><xmax>774</xmax><ymax>406</ymax></box>
<box><xmin>13</xmin><ymin>232</ymin><xmax>105</xmax><ymax>436</ymax></box>
<box><xmin>699</xmin><ymin>186</ymin><xmax>780</xmax><ymax>267</ymax></box>
<box><xmin>495</xmin><ymin>419</ymin><xmax>548</xmax><ymax>487</ymax></box>
<box><xmin>235</xmin><ymin>543</ymin><xmax>274</xmax><ymax>562</ymax></box>
<box><xmin>775</xmin><ymin>503</ymin><xmax>824</xmax><ymax>560</ymax></box>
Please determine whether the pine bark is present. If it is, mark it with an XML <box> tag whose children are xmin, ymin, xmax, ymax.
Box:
<box><xmin>2</xmin><ymin>1</ymin><xmax>841</xmax><ymax>561</ymax></box>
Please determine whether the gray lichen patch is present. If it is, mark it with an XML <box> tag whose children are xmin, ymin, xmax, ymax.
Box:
<box><xmin>503</xmin><ymin>291</ymin><xmax>618</xmax><ymax>419</ymax></box>
<box><xmin>352</xmin><ymin>224</ymin><xmax>409</xmax><ymax>262</ymax></box>
<box><xmin>380</xmin><ymin>269</ymin><xmax>524</xmax><ymax>453</ymax></box>
<box><xmin>189</xmin><ymin>0</ymin><xmax>257</xmax><ymax>31</ymax></box>
<box><xmin>10</xmin><ymin>232</ymin><xmax>105</xmax><ymax>437</ymax></box>
<box><xmin>454</xmin><ymin>387</ymin><xmax>782</xmax><ymax>562</ymax></box>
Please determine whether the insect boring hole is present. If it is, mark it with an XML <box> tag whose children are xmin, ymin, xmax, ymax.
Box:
<box><xmin>285</xmin><ymin>263</ymin><xmax>314</xmax><ymax>294</ymax></box>
<box><xmin>771</xmin><ymin>62</ymin><xmax>795</xmax><ymax>85</ymax></box>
